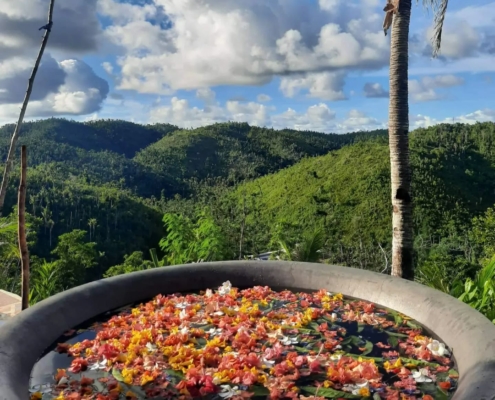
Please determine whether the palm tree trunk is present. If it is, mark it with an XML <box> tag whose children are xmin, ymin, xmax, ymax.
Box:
<box><xmin>19</xmin><ymin>146</ymin><xmax>30</xmax><ymax>310</ymax></box>
<box><xmin>388</xmin><ymin>0</ymin><xmax>414</xmax><ymax>279</ymax></box>
<box><xmin>0</xmin><ymin>0</ymin><xmax>56</xmax><ymax>214</ymax></box>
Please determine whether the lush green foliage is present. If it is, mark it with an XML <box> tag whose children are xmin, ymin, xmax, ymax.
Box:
<box><xmin>104</xmin><ymin>251</ymin><xmax>154</xmax><ymax>278</ymax></box>
<box><xmin>51</xmin><ymin>230</ymin><xmax>99</xmax><ymax>287</ymax></box>
<box><xmin>29</xmin><ymin>260</ymin><xmax>61</xmax><ymax>305</ymax></box>
<box><xmin>160</xmin><ymin>210</ymin><xmax>231</xmax><ymax>264</ymax></box>
<box><xmin>218</xmin><ymin>123</ymin><xmax>495</xmax><ymax>272</ymax></box>
<box><xmin>1</xmin><ymin>118</ymin><xmax>495</xmax><ymax>323</ymax></box>
<box><xmin>135</xmin><ymin>122</ymin><xmax>387</xmax><ymax>194</ymax></box>
<box><xmin>454</xmin><ymin>259</ymin><xmax>495</xmax><ymax>323</ymax></box>
<box><xmin>276</xmin><ymin>227</ymin><xmax>326</xmax><ymax>262</ymax></box>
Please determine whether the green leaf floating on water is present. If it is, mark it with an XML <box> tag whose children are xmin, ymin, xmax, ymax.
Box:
<box><xmin>309</xmin><ymin>322</ymin><xmax>321</xmax><ymax>331</ymax></box>
<box><xmin>294</xmin><ymin>346</ymin><xmax>311</xmax><ymax>353</ymax></box>
<box><xmin>191</xmin><ymin>323</ymin><xmax>215</xmax><ymax>330</ymax></box>
<box><xmin>448</xmin><ymin>369</ymin><xmax>459</xmax><ymax>377</ymax></box>
<box><xmin>165</xmin><ymin>369</ymin><xmax>185</xmax><ymax>381</ymax></box>
<box><xmin>401</xmin><ymin>357</ymin><xmax>440</xmax><ymax>368</ymax></box>
<box><xmin>388</xmin><ymin>334</ymin><xmax>399</xmax><ymax>348</ymax></box>
<box><xmin>112</xmin><ymin>367</ymin><xmax>124</xmax><ymax>382</ymax></box>
<box><xmin>418</xmin><ymin>382</ymin><xmax>449</xmax><ymax>400</ymax></box>
<box><xmin>385</xmin><ymin>331</ymin><xmax>408</xmax><ymax>338</ymax></box>
<box><xmin>112</xmin><ymin>367</ymin><xmax>148</xmax><ymax>399</ymax></box>
<box><xmin>406</xmin><ymin>320</ymin><xmax>422</xmax><ymax>330</ymax></box>
<box><xmin>250</xmin><ymin>385</ymin><xmax>270</xmax><ymax>396</ymax></box>
<box><xmin>194</xmin><ymin>337</ymin><xmax>207</xmax><ymax>347</ymax></box>
<box><xmin>387</xmin><ymin>309</ymin><xmax>406</xmax><ymax>327</ymax></box>
<box><xmin>361</xmin><ymin>340</ymin><xmax>373</xmax><ymax>356</ymax></box>
<box><xmin>301</xmin><ymin>386</ymin><xmax>360</xmax><ymax>399</ymax></box>
<box><xmin>342</xmin><ymin>335</ymin><xmax>362</xmax><ymax>346</ymax></box>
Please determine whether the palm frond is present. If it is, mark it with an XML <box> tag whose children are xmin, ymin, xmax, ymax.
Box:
<box><xmin>298</xmin><ymin>228</ymin><xmax>326</xmax><ymax>263</ymax></box>
<box><xmin>420</xmin><ymin>0</ymin><xmax>449</xmax><ymax>57</ymax></box>
<box><xmin>476</xmin><ymin>259</ymin><xmax>495</xmax><ymax>290</ymax></box>
<box><xmin>415</xmin><ymin>262</ymin><xmax>450</xmax><ymax>293</ymax></box>
<box><xmin>278</xmin><ymin>240</ymin><xmax>293</xmax><ymax>261</ymax></box>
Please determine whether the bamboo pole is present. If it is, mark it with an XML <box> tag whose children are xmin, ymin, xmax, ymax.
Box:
<box><xmin>19</xmin><ymin>146</ymin><xmax>29</xmax><ymax>310</ymax></box>
<box><xmin>0</xmin><ymin>0</ymin><xmax>56</xmax><ymax>214</ymax></box>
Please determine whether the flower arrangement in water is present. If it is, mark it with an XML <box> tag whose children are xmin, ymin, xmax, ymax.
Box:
<box><xmin>30</xmin><ymin>281</ymin><xmax>458</xmax><ymax>400</ymax></box>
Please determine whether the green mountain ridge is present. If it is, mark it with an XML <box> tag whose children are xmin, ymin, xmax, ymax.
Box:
<box><xmin>0</xmin><ymin>119</ymin><xmax>386</xmax><ymax>284</ymax></box>
<box><xmin>221</xmin><ymin>122</ymin><xmax>495</xmax><ymax>268</ymax></box>
<box><xmin>0</xmin><ymin>118</ymin><xmax>494</xmax><ymax>293</ymax></box>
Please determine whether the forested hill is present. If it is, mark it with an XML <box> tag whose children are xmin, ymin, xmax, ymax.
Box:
<box><xmin>215</xmin><ymin>122</ymin><xmax>495</xmax><ymax>270</ymax></box>
<box><xmin>1</xmin><ymin>118</ymin><xmax>494</xmax><ymax>300</ymax></box>
<box><xmin>0</xmin><ymin>118</ymin><xmax>387</xmax><ymax>198</ymax></box>
<box><xmin>0</xmin><ymin>118</ymin><xmax>386</xmax><ymax>290</ymax></box>
<box><xmin>0</xmin><ymin>118</ymin><xmax>179</xmax><ymax>158</ymax></box>
<box><xmin>134</xmin><ymin>123</ymin><xmax>387</xmax><ymax>191</ymax></box>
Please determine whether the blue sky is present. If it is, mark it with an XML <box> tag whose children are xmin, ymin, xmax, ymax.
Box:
<box><xmin>1</xmin><ymin>0</ymin><xmax>494</xmax><ymax>133</ymax></box>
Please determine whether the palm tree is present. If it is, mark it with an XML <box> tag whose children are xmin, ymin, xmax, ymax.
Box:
<box><xmin>384</xmin><ymin>0</ymin><xmax>449</xmax><ymax>279</ymax></box>
<box><xmin>278</xmin><ymin>228</ymin><xmax>326</xmax><ymax>263</ymax></box>
<box><xmin>88</xmin><ymin>218</ymin><xmax>97</xmax><ymax>241</ymax></box>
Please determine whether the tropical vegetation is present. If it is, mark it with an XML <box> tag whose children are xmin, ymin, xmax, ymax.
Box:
<box><xmin>0</xmin><ymin>119</ymin><xmax>494</xmax><ymax>324</ymax></box>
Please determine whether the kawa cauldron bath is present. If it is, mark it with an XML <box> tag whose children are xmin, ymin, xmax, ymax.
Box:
<box><xmin>1</xmin><ymin>262</ymin><xmax>494</xmax><ymax>400</ymax></box>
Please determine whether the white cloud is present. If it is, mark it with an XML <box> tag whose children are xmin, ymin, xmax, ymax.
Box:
<box><xmin>102</xmin><ymin>62</ymin><xmax>114</xmax><ymax>75</ymax></box>
<box><xmin>0</xmin><ymin>0</ymin><xmax>101</xmax><ymax>61</ymax></box>
<box><xmin>409</xmin><ymin>74</ymin><xmax>464</xmax><ymax>102</ymax></box>
<box><xmin>421</xmin><ymin>75</ymin><xmax>465</xmax><ymax>88</ymax></box>
<box><xmin>257</xmin><ymin>94</ymin><xmax>271</xmax><ymax>102</ymax></box>
<box><xmin>410</xmin><ymin>109</ymin><xmax>495</xmax><ymax>129</ymax></box>
<box><xmin>451</xmin><ymin>3</ymin><xmax>495</xmax><ymax>29</ymax></box>
<box><xmin>149</xmin><ymin>97</ymin><xmax>227</xmax><ymax>128</ymax></box>
<box><xmin>0</xmin><ymin>54</ymin><xmax>66</xmax><ymax>104</ymax></box>
<box><xmin>363</xmin><ymin>82</ymin><xmax>388</xmax><ymax>98</ymax></box>
<box><xmin>226</xmin><ymin>101</ymin><xmax>273</xmax><ymax>126</ymax></box>
<box><xmin>335</xmin><ymin>109</ymin><xmax>384</xmax><ymax>132</ymax></box>
<box><xmin>0</xmin><ymin>0</ymin><xmax>110</xmax><ymax>122</ymax></box>
<box><xmin>280</xmin><ymin>72</ymin><xmax>347</xmax><ymax>101</ymax></box>
<box><xmin>148</xmin><ymin>89</ymin><xmax>385</xmax><ymax>133</ymax></box>
<box><xmin>428</xmin><ymin>22</ymin><xmax>480</xmax><ymax>60</ymax></box>
<box><xmin>196</xmin><ymin>88</ymin><xmax>216</xmax><ymax>104</ymax></box>
<box><xmin>271</xmin><ymin>104</ymin><xmax>337</xmax><ymax>132</ymax></box>
<box><xmin>0</xmin><ymin>58</ymin><xmax>109</xmax><ymax>121</ymax></box>
<box><xmin>98</xmin><ymin>0</ymin><xmax>388</xmax><ymax>95</ymax></box>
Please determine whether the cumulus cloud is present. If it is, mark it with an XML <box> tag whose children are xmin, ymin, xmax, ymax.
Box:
<box><xmin>97</xmin><ymin>0</ymin><xmax>388</xmax><ymax>95</ymax></box>
<box><xmin>148</xmin><ymin>89</ymin><xmax>383</xmax><ymax>133</ymax></box>
<box><xmin>363</xmin><ymin>82</ymin><xmax>389</xmax><ymax>98</ymax></box>
<box><xmin>280</xmin><ymin>72</ymin><xmax>347</xmax><ymax>101</ymax></box>
<box><xmin>335</xmin><ymin>109</ymin><xmax>384</xmax><ymax>132</ymax></box>
<box><xmin>102</xmin><ymin>62</ymin><xmax>114</xmax><ymax>75</ymax></box>
<box><xmin>0</xmin><ymin>0</ymin><xmax>101</xmax><ymax>61</ymax></box>
<box><xmin>272</xmin><ymin>103</ymin><xmax>337</xmax><ymax>132</ymax></box>
<box><xmin>257</xmin><ymin>94</ymin><xmax>271</xmax><ymax>102</ymax></box>
<box><xmin>148</xmin><ymin>89</ymin><xmax>494</xmax><ymax>134</ymax></box>
<box><xmin>409</xmin><ymin>74</ymin><xmax>464</xmax><ymax>102</ymax></box>
<box><xmin>0</xmin><ymin>0</ymin><xmax>111</xmax><ymax>122</ymax></box>
<box><xmin>427</xmin><ymin>22</ymin><xmax>480</xmax><ymax>60</ymax></box>
<box><xmin>0</xmin><ymin>59</ymin><xmax>109</xmax><ymax>121</ymax></box>
<box><xmin>226</xmin><ymin>101</ymin><xmax>273</xmax><ymax>127</ymax></box>
<box><xmin>149</xmin><ymin>97</ymin><xmax>227</xmax><ymax>128</ymax></box>
<box><xmin>0</xmin><ymin>54</ymin><xmax>66</xmax><ymax>104</ymax></box>
<box><xmin>410</xmin><ymin>109</ymin><xmax>495</xmax><ymax>129</ymax></box>
<box><xmin>196</xmin><ymin>88</ymin><xmax>216</xmax><ymax>105</ymax></box>
<box><xmin>421</xmin><ymin>3</ymin><xmax>495</xmax><ymax>61</ymax></box>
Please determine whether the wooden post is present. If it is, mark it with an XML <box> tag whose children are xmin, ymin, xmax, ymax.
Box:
<box><xmin>19</xmin><ymin>146</ymin><xmax>29</xmax><ymax>310</ymax></box>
